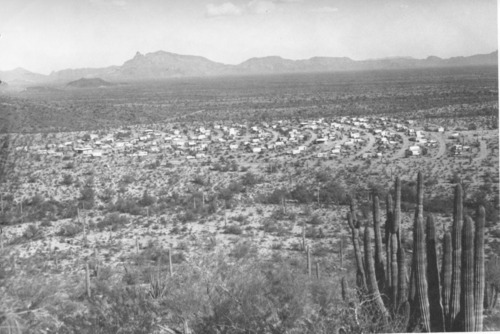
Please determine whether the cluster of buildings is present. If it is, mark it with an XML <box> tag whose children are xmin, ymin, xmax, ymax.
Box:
<box><xmin>13</xmin><ymin>115</ymin><xmax>463</xmax><ymax>162</ymax></box>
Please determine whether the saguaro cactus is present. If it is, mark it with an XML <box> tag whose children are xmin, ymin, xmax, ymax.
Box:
<box><xmin>449</xmin><ymin>184</ymin><xmax>463</xmax><ymax>331</ymax></box>
<box><xmin>410</xmin><ymin>172</ymin><xmax>430</xmax><ymax>332</ymax></box>
<box><xmin>364</xmin><ymin>225</ymin><xmax>389</xmax><ymax>319</ymax></box>
<box><xmin>390</xmin><ymin>178</ymin><xmax>402</xmax><ymax>306</ymax></box>
<box><xmin>461</xmin><ymin>216</ymin><xmax>475</xmax><ymax>331</ymax></box>
<box><xmin>385</xmin><ymin>193</ymin><xmax>393</xmax><ymax>292</ymax></box>
<box><xmin>397</xmin><ymin>231</ymin><xmax>408</xmax><ymax>309</ymax></box>
<box><xmin>426</xmin><ymin>215</ymin><xmax>444</xmax><ymax>332</ymax></box>
<box><xmin>442</xmin><ymin>232</ymin><xmax>452</xmax><ymax>331</ymax></box>
<box><xmin>347</xmin><ymin>207</ymin><xmax>367</xmax><ymax>291</ymax></box>
<box><xmin>393</xmin><ymin>177</ymin><xmax>401</xmax><ymax>236</ymax></box>
<box><xmin>390</xmin><ymin>233</ymin><xmax>399</xmax><ymax>307</ymax></box>
<box><xmin>385</xmin><ymin>194</ymin><xmax>393</xmax><ymax>246</ymax></box>
<box><xmin>342</xmin><ymin>276</ymin><xmax>349</xmax><ymax>302</ymax></box>
<box><xmin>474</xmin><ymin>207</ymin><xmax>485</xmax><ymax>332</ymax></box>
<box><xmin>372</xmin><ymin>195</ymin><xmax>385</xmax><ymax>291</ymax></box>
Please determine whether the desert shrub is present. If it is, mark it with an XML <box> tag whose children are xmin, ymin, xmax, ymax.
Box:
<box><xmin>61</xmin><ymin>174</ymin><xmax>73</xmax><ymax>186</ymax></box>
<box><xmin>260</xmin><ymin>187</ymin><xmax>289</xmax><ymax>205</ymax></box>
<box><xmin>178</xmin><ymin>210</ymin><xmax>196</xmax><ymax>223</ymax></box>
<box><xmin>485</xmin><ymin>256</ymin><xmax>500</xmax><ymax>290</ymax></box>
<box><xmin>399</xmin><ymin>181</ymin><xmax>417</xmax><ymax>204</ymax></box>
<box><xmin>270</xmin><ymin>207</ymin><xmax>287</xmax><ymax>220</ymax></box>
<box><xmin>40</xmin><ymin>219</ymin><xmax>51</xmax><ymax>227</ymax></box>
<box><xmin>271</xmin><ymin>242</ymin><xmax>283</xmax><ymax>250</ymax></box>
<box><xmin>121</xmin><ymin>174</ymin><xmax>135</xmax><ymax>184</ymax></box>
<box><xmin>191</xmin><ymin>175</ymin><xmax>206</xmax><ymax>186</ymax></box>
<box><xmin>466</xmin><ymin>187</ymin><xmax>499</xmax><ymax>226</ymax></box>
<box><xmin>305</xmin><ymin>226</ymin><xmax>322</xmax><ymax>239</ymax></box>
<box><xmin>57</xmin><ymin>222</ymin><xmax>82</xmax><ymax>237</ymax></box>
<box><xmin>312</xmin><ymin>243</ymin><xmax>330</xmax><ymax>257</ymax></box>
<box><xmin>449</xmin><ymin>172</ymin><xmax>462</xmax><ymax>184</ymax></box>
<box><xmin>21</xmin><ymin>224</ymin><xmax>43</xmax><ymax>240</ymax></box>
<box><xmin>223</xmin><ymin>224</ymin><xmax>243</xmax><ymax>235</ymax></box>
<box><xmin>79</xmin><ymin>177</ymin><xmax>96</xmax><ymax>209</ymax></box>
<box><xmin>290</xmin><ymin>184</ymin><xmax>314</xmax><ymax>204</ymax></box>
<box><xmin>60</xmin><ymin>201</ymin><xmax>79</xmax><ymax>219</ymax></box>
<box><xmin>136</xmin><ymin>245</ymin><xmax>185</xmax><ymax>266</ymax></box>
<box><xmin>424</xmin><ymin>176</ymin><xmax>439</xmax><ymax>188</ymax></box>
<box><xmin>217</xmin><ymin>181</ymin><xmax>245</xmax><ymax>201</ymax></box>
<box><xmin>63</xmin><ymin>161</ymin><xmax>74</xmax><ymax>169</ymax></box>
<box><xmin>262</xmin><ymin>219</ymin><xmax>288</xmax><ymax>236</ymax></box>
<box><xmin>62</xmin><ymin>284</ymin><xmax>157</xmax><ymax>334</ymax></box>
<box><xmin>97</xmin><ymin>213</ymin><xmax>129</xmax><ymax>231</ymax></box>
<box><xmin>111</xmin><ymin>197</ymin><xmax>141</xmax><ymax>215</ymax></box>
<box><xmin>367</xmin><ymin>182</ymin><xmax>388</xmax><ymax>200</ymax></box>
<box><xmin>241</xmin><ymin>171</ymin><xmax>261</xmax><ymax>186</ymax></box>
<box><xmin>99</xmin><ymin>187</ymin><xmax>115</xmax><ymax>203</ymax></box>
<box><xmin>316</xmin><ymin>170</ymin><xmax>332</xmax><ymax>183</ymax></box>
<box><xmin>122</xmin><ymin>266</ymin><xmax>141</xmax><ymax>286</ymax></box>
<box><xmin>424</xmin><ymin>194</ymin><xmax>454</xmax><ymax>214</ymax></box>
<box><xmin>194</xmin><ymin>259</ymin><xmax>309</xmax><ymax>333</ymax></box>
<box><xmin>232</xmin><ymin>214</ymin><xmax>247</xmax><ymax>223</ymax></box>
<box><xmin>138</xmin><ymin>190</ymin><xmax>156</xmax><ymax>207</ymax></box>
<box><xmin>229</xmin><ymin>240</ymin><xmax>257</xmax><ymax>260</ymax></box>
<box><xmin>307</xmin><ymin>214</ymin><xmax>324</xmax><ymax>226</ymax></box>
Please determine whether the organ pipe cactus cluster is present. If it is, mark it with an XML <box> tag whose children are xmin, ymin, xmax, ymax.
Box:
<box><xmin>345</xmin><ymin>173</ymin><xmax>487</xmax><ymax>332</ymax></box>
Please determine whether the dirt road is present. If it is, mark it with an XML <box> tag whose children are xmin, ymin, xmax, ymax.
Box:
<box><xmin>267</xmin><ymin>128</ymin><xmax>280</xmax><ymax>143</ymax></box>
<box><xmin>430</xmin><ymin>133</ymin><xmax>446</xmax><ymax>158</ymax></box>
<box><xmin>389</xmin><ymin>133</ymin><xmax>409</xmax><ymax>160</ymax></box>
<box><xmin>304</xmin><ymin>130</ymin><xmax>317</xmax><ymax>146</ymax></box>
<box><xmin>352</xmin><ymin>132</ymin><xmax>375</xmax><ymax>160</ymax></box>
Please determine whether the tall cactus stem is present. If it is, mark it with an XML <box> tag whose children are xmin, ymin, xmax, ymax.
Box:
<box><xmin>442</xmin><ymin>232</ymin><xmax>452</xmax><ymax>331</ymax></box>
<box><xmin>391</xmin><ymin>233</ymin><xmax>399</xmax><ymax>308</ymax></box>
<box><xmin>385</xmin><ymin>194</ymin><xmax>393</xmax><ymax>245</ymax></box>
<box><xmin>347</xmin><ymin>212</ymin><xmax>366</xmax><ymax>291</ymax></box>
<box><xmin>461</xmin><ymin>215</ymin><xmax>475</xmax><ymax>332</ymax></box>
<box><xmin>85</xmin><ymin>262</ymin><xmax>91</xmax><ymax>298</ymax></box>
<box><xmin>340</xmin><ymin>238</ymin><xmax>344</xmax><ymax>269</ymax></box>
<box><xmin>397</xmin><ymin>230</ymin><xmax>408</xmax><ymax>309</ymax></box>
<box><xmin>410</xmin><ymin>171</ymin><xmax>431</xmax><ymax>332</ymax></box>
<box><xmin>372</xmin><ymin>195</ymin><xmax>385</xmax><ymax>291</ymax></box>
<box><xmin>409</xmin><ymin>261</ymin><xmax>416</xmax><ymax>307</ymax></box>
<box><xmin>307</xmin><ymin>246</ymin><xmax>312</xmax><ymax>277</ymax></box>
<box><xmin>426</xmin><ymin>214</ymin><xmax>445</xmax><ymax>332</ymax></box>
<box><xmin>342</xmin><ymin>276</ymin><xmax>349</xmax><ymax>302</ymax></box>
<box><xmin>449</xmin><ymin>184</ymin><xmax>463</xmax><ymax>331</ymax></box>
<box><xmin>385</xmin><ymin>194</ymin><xmax>393</xmax><ymax>291</ymax></box>
<box><xmin>364</xmin><ymin>225</ymin><xmax>389</xmax><ymax>319</ymax></box>
<box><xmin>350</xmin><ymin>196</ymin><xmax>360</xmax><ymax>228</ymax></box>
<box><xmin>474</xmin><ymin>206</ymin><xmax>485</xmax><ymax>332</ymax></box>
<box><xmin>393</xmin><ymin>177</ymin><xmax>401</xmax><ymax>236</ymax></box>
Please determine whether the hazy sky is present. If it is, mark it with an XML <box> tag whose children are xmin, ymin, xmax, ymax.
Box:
<box><xmin>0</xmin><ymin>0</ymin><xmax>497</xmax><ymax>74</ymax></box>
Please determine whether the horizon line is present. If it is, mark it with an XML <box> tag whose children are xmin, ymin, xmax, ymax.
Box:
<box><xmin>0</xmin><ymin>49</ymin><xmax>498</xmax><ymax>76</ymax></box>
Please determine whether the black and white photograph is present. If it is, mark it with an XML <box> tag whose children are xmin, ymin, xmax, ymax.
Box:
<box><xmin>0</xmin><ymin>0</ymin><xmax>498</xmax><ymax>332</ymax></box>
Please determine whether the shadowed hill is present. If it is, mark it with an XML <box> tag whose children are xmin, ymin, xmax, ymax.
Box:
<box><xmin>66</xmin><ymin>77</ymin><xmax>115</xmax><ymax>88</ymax></box>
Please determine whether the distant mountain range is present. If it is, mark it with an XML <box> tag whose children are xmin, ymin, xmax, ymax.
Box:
<box><xmin>0</xmin><ymin>50</ymin><xmax>497</xmax><ymax>87</ymax></box>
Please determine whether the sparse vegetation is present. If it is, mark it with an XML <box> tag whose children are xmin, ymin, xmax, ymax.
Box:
<box><xmin>0</xmin><ymin>67</ymin><xmax>498</xmax><ymax>333</ymax></box>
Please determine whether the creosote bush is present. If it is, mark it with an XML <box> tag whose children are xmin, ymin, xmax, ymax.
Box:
<box><xmin>223</xmin><ymin>224</ymin><xmax>243</xmax><ymax>235</ymax></box>
<box><xmin>96</xmin><ymin>213</ymin><xmax>130</xmax><ymax>231</ymax></box>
